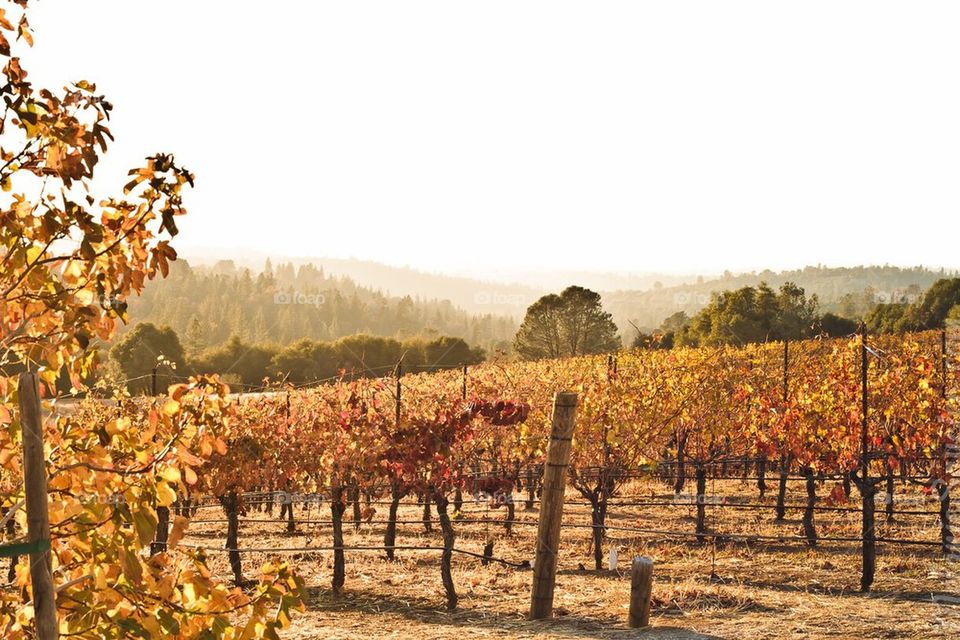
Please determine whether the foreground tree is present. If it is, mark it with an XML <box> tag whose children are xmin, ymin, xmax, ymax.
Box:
<box><xmin>514</xmin><ymin>286</ymin><xmax>620</xmax><ymax>359</ymax></box>
<box><xmin>0</xmin><ymin>2</ymin><xmax>303</xmax><ymax>636</ymax></box>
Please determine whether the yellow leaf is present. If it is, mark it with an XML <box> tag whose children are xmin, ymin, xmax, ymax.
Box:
<box><xmin>74</xmin><ymin>288</ymin><xmax>95</xmax><ymax>306</ymax></box>
<box><xmin>105</xmin><ymin>417</ymin><xmax>130</xmax><ymax>435</ymax></box>
<box><xmin>168</xmin><ymin>516</ymin><xmax>188</xmax><ymax>549</ymax></box>
<box><xmin>24</xmin><ymin>244</ymin><xmax>43</xmax><ymax>264</ymax></box>
<box><xmin>156</xmin><ymin>481</ymin><xmax>176</xmax><ymax>507</ymax></box>
<box><xmin>161</xmin><ymin>400</ymin><xmax>180</xmax><ymax>416</ymax></box>
<box><xmin>159</xmin><ymin>466</ymin><xmax>180</xmax><ymax>484</ymax></box>
<box><xmin>94</xmin><ymin>565</ymin><xmax>107</xmax><ymax>590</ymax></box>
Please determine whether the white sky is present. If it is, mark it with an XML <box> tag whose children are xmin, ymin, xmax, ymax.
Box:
<box><xmin>22</xmin><ymin>1</ymin><xmax>960</xmax><ymax>276</ymax></box>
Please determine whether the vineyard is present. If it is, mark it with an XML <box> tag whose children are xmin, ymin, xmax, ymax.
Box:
<box><xmin>0</xmin><ymin>1</ymin><xmax>956</xmax><ymax>637</ymax></box>
<box><xmin>3</xmin><ymin>328</ymin><xmax>956</xmax><ymax>638</ymax></box>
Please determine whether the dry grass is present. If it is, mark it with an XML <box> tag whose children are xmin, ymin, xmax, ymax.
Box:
<box><xmin>182</xmin><ymin>479</ymin><xmax>960</xmax><ymax>639</ymax></box>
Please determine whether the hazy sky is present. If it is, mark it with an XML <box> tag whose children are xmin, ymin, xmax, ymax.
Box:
<box><xmin>23</xmin><ymin>1</ymin><xmax>960</xmax><ymax>276</ymax></box>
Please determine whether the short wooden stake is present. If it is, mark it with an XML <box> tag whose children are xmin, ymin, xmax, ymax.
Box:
<box><xmin>628</xmin><ymin>556</ymin><xmax>653</xmax><ymax>629</ymax></box>
<box><xmin>19</xmin><ymin>373</ymin><xmax>59</xmax><ymax>640</ymax></box>
<box><xmin>529</xmin><ymin>392</ymin><xmax>578</xmax><ymax>620</ymax></box>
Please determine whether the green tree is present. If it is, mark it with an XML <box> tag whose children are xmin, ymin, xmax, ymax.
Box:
<box><xmin>865</xmin><ymin>303</ymin><xmax>909</xmax><ymax>334</ymax></box>
<box><xmin>270</xmin><ymin>339</ymin><xmax>338</xmax><ymax>383</ymax></box>
<box><xmin>906</xmin><ymin>278</ymin><xmax>960</xmax><ymax>329</ymax></box>
<box><xmin>864</xmin><ymin>278</ymin><xmax>960</xmax><ymax>334</ymax></box>
<box><xmin>418</xmin><ymin>336</ymin><xmax>485</xmax><ymax>368</ymax></box>
<box><xmin>676</xmin><ymin>282</ymin><xmax>818</xmax><ymax>347</ymax></box>
<box><xmin>514</xmin><ymin>286</ymin><xmax>620</xmax><ymax>359</ymax></box>
<box><xmin>817</xmin><ymin>312</ymin><xmax>859</xmax><ymax>337</ymax></box>
<box><xmin>947</xmin><ymin>304</ymin><xmax>960</xmax><ymax>327</ymax></box>
<box><xmin>184</xmin><ymin>314</ymin><xmax>207</xmax><ymax>356</ymax></box>
<box><xmin>111</xmin><ymin>323</ymin><xmax>186</xmax><ymax>393</ymax></box>
<box><xmin>191</xmin><ymin>335</ymin><xmax>275</xmax><ymax>388</ymax></box>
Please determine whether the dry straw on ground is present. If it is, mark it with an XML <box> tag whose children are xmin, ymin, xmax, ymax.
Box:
<box><xmin>184</xmin><ymin>479</ymin><xmax>959</xmax><ymax>639</ymax></box>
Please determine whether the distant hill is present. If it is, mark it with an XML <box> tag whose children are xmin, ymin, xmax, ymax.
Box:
<box><xmin>275</xmin><ymin>256</ymin><xmax>544</xmax><ymax>319</ymax></box>
<box><xmin>183</xmin><ymin>252</ymin><xmax>545</xmax><ymax>319</ymax></box>
<box><xmin>173</xmin><ymin>254</ymin><xmax>957</xmax><ymax>347</ymax></box>
<box><xmin>606</xmin><ymin>265</ymin><xmax>957</xmax><ymax>333</ymax></box>
<box><xmin>119</xmin><ymin>259</ymin><xmax>518</xmax><ymax>354</ymax></box>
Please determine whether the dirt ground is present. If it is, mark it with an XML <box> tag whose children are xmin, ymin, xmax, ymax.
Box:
<box><xmin>182</xmin><ymin>479</ymin><xmax>960</xmax><ymax>639</ymax></box>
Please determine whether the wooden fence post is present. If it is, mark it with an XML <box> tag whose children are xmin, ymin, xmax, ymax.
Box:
<box><xmin>529</xmin><ymin>391</ymin><xmax>578</xmax><ymax>620</ymax></box>
<box><xmin>18</xmin><ymin>373</ymin><xmax>59</xmax><ymax>640</ymax></box>
<box><xmin>628</xmin><ymin>556</ymin><xmax>654</xmax><ymax>628</ymax></box>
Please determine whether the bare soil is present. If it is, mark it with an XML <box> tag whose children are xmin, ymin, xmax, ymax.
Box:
<box><xmin>182</xmin><ymin>479</ymin><xmax>960</xmax><ymax>639</ymax></box>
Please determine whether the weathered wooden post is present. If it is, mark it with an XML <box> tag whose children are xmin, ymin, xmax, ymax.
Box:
<box><xmin>19</xmin><ymin>373</ymin><xmax>59</xmax><ymax>640</ymax></box>
<box><xmin>529</xmin><ymin>391</ymin><xmax>578</xmax><ymax>620</ymax></box>
<box><xmin>628</xmin><ymin>556</ymin><xmax>654</xmax><ymax>629</ymax></box>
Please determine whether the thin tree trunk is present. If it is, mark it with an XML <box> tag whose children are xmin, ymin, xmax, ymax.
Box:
<box><xmin>351</xmin><ymin>483</ymin><xmax>362</xmax><ymax>531</ymax></box>
<box><xmin>861</xmin><ymin>480</ymin><xmax>877</xmax><ymax>592</ymax></box>
<box><xmin>525</xmin><ymin>467</ymin><xmax>535</xmax><ymax>510</ymax></box>
<box><xmin>939</xmin><ymin>480</ymin><xmax>952</xmax><ymax>555</ymax></box>
<box><xmin>695</xmin><ymin>466</ymin><xmax>707</xmax><ymax>543</ymax></box>
<box><xmin>331</xmin><ymin>486</ymin><xmax>346</xmax><ymax>592</ymax></box>
<box><xmin>504</xmin><ymin>497</ymin><xmax>515</xmax><ymax>534</ymax></box>
<box><xmin>286</xmin><ymin>496</ymin><xmax>296</xmax><ymax>532</ymax></box>
<box><xmin>802</xmin><ymin>468</ymin><xmax>817</xmax><ymax>547</ymax></box>
<box><xmin>775</xmin><ymin>457</ymin><xmax>789</xmax><ymax>521</ymax></box>
<box><xmin>422</xmin><ymin>494</ymin><xmax>432</xmax><ymax>532</ymax></box>
<box><xmin>589</xmin><ymin>493</ymin><xmax>608</xmax><ymax>570</ymax></box>
<box><xmin>152</xmin><ymin>505</ymin><xmax>170</xmax><ymax>555</ymax></box>
<box><xmin>435</xmin><ymin>493</ymin><xmax>457</xmax><ymax>610</ymax></box>
<box><xmin>757</xmin><ymin>456</ymin><xmax>767</xmax><ymax>500</ymax></box>
<box><xmin>385</xmin><ymin>485</ymin><xmax>402</xmax><ymax>560</ymax></box>
<box><xmin>673</xmin><ymin>433</ymin><xmax>687</xmax><ymax>494</ymax></box>
<box><xmin>884</xmin><ymin>461</ymin><xmax>896</xmax><ymax>523</ymax></box>
<box><xmin>221</xmin><ymin>492</ymin><xmax>243</xmax><ymax>586</ymax></box>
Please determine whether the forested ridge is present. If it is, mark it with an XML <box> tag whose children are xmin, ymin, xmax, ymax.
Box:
<box><xmin>119</xmin><ymin>259</ymin><xmax>518</xmax><ymax>354</ymax></box>
<box><xmin>610</xmin><ymin>265</ymin><xmax>956</xmax><ymax>332</ymax></box>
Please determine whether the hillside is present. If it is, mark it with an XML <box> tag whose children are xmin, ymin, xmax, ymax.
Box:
<box><xmin>147</xmin><ymin>259</ymin><xmax>959</xmax><ymax>353</ymax></box>
<box><xmin>119</xmin><ymin>259</ymin><xmax>518</xmax><ymax>354</ymax></box>
<box><xmin>183</xmin><ymin>252</ymin><xmax>545</xmax><ymax>318</ymax></box>
<box><xmin>606</xmin><ymin>265</ymin><xmax>956</xmax><ymax>332</ymax></box>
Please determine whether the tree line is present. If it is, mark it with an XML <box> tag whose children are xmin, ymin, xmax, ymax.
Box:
<box><xmin>119</xmin><ymin>259</ymin><xmax>517</xmax><ymax>357</ymax></box>
<box><xmin>110</xmin><ymin>323</ymin><xmax>484</xmax><ymax>393</ymax></box>
<box><xmin>511</xmin><ymin>278</ymin><xmax>960</xmax><ymax>358</ymax></box>
<box><xmin>604</xmin><ymin>265</ymin><xmax>954</xmax><ymax>331</ymax></box>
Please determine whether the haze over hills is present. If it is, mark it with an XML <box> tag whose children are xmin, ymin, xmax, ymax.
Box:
<box><xmin>120</xmin><ymin>259</ymin><xmax>519</xmax><ymax>355</ymax></box>
<box><xmin>177</xmin><ymin>252</ymin><xmax>957</xmax><ymax>343</ymax></box>
<box><xmin>181</xmin><ymin>249</ymin><xmax>709</xmax><ymax>316</ymax></box>
<box><xmin>606</xmin><ymin>265</ymin><xmax>959</xmax><ymax>333</ymax></box>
